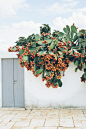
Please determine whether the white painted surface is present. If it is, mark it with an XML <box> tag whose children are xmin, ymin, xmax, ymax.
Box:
<box><xmin>25</xmin><ymin>63</ymin><xmax>86</xmax><ymax>109</ymax></box>
<box><xmin>0</xmin><ymin>52</ymin><xmax>18</xmax><ymax>58</ymax></box>
<box><xmin>0</xmin><ymin>52</ymin><xmax>86</xmax><ymax>108</ymax></box>
<box><xmin>0</xmin><ymin>59</ymin><xmax>2</xmax><ymax>107</ymax></box>
<box><xmin>0</xmin><ymin>83</ymin><xmax>1</xmax><ymax>107</ymax></box>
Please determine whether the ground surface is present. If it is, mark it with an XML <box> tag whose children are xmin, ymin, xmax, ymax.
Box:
<box><xmin>0</xmin><ymin>108</ymin><xmax>86</xmax><ymax>129</ymax></box>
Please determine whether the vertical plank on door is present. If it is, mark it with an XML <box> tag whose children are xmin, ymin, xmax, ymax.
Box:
<box><xmin>2</xmin><ymin>59</ymin><xmax>14</xmax><ymax>107</ymax></box>
<box><xmin>14</xmin><ymin>59</ymin><xmax>24</xmax><ymax>107</ymax></box>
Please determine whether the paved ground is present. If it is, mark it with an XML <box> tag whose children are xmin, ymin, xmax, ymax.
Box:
<box><xmin>0</xmin><ymin>108</ymin><xmax>86</xmax><ymax>129</ymax></box>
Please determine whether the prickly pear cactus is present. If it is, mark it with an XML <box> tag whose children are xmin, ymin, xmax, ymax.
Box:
<box><xmin>8</xmin><ymin>24</ymin><xmax>86</xmax><ymax>88</ymax></box>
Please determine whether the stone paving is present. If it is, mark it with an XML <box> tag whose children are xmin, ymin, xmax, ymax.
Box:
<box><xmin>0</xmin><ymin>108</ymin><xmax>86</xmax><ymax>129</ymax></box>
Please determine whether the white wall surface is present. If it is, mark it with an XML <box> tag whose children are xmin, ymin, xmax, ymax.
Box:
<box><xmin>0</xmin><ymin>59</ymin><xmax>1</xmax><ymax>107</ymax></box>
<box><xmin>0</xmin><ymin>52</ymin><xmax>86</xmax><ymax>108</ymax></box>
<box><xmin>25</xmin><ymin>63</ymin><xmax>86</xmax><ymax>109</ymax></box>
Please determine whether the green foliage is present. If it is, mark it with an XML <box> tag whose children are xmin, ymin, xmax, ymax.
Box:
<box><xmin>35</xmin><ymin>69</ymin><xmax>43</xmax><ymax>75</ymax></box>
<box><xmin>57</xmin><ymin>32</ymin><xmax>64</xmax><ymax>37</ymax></box>
<box><xmin>8</xmin><ymin>23</ymin><xmax>86</xmax><ymax>88</ymax></box>
<box><xmin>52</xmin><ymin>30</ymin><xmax>59</xmax><ymax>37</ymax></box>
<box><xmin>40</xmin><ymin>24</ymin><xmax>51</xmax><ymax>34</ymax></box>
<box><xmin>27</xmin><ymin>33</ymin><xmax>35</xmax><ymax>43</ymax></box>
<box><xmin>15</xmin><ymin>37</ymin><xmax>27</xmax><ymax>46</ymax></box>
<box><xmin>35</xmin><ymin>34</ymin><xmax>40</xmax><ymax>41</ymax></box>
<box><xmin>23</xmin><ymin>56</ymin><xmax>28</xmax><ymax>61</ymax></box>
<box><xmin>71</xmin><ymin>25</ymin><xmax>77</xmax><ymax>33</ymax></box>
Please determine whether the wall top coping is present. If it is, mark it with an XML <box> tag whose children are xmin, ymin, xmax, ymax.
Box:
<box><xmin>0</xmin><ymin>52</ymin><xmax>18</xmax><ymax>58</ymax></box>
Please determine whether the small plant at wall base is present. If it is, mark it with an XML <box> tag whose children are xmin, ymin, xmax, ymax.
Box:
<box><xmin>8</xmin><ymin>24</ymin><xmax>86</xmax><ymax>88</ymax></box>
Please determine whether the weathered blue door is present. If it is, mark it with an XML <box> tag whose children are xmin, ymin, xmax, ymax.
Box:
<box><xmin>2</xmin><ymin>58</ymin><xmax>24</xmax><ymax>107</ymax></box>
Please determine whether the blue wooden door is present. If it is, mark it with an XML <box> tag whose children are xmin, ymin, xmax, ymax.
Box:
<box><xmin>2</xmin><ymin>58</ymin><xmax>24</xmax><ymax>107</ymax></box>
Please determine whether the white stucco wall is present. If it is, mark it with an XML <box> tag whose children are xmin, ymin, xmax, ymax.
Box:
<box><xmin>0</xmin><ymin>59</ymin><xmax>1</xmax><ymax>107</ymax></box>
<box><xmin>0</xmin><ymin>52</ymin><xmax>86</xmax><ymax>108</ymax></box>
<box><xmin>25</xmin><ymin>63</ymin><xmax>86</xmax><ymax>109</ymax></box>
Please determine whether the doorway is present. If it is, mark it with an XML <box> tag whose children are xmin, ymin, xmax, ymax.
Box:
<box><xmin>2</xmin><ymin>58</ymin><xmax>25</xmax><ymax>107</ymax></box>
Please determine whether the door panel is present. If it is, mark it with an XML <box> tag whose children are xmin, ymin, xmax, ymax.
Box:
<box><xmin>2</xmin><ymin>59</ymin><xmax>14</xmax><ymax>107</ymax></box>
<box><xmin>14</xmin><ymin>59</ymin><xmax>24</xmax><ymax>107</ymax></box>
<box><xmin>2</xmin><ymin>58</ymin><xmax>24</xmax><ymax>107</ymax></box>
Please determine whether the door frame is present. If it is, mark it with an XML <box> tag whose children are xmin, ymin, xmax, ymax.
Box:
<box><xmin>1</xmin><ymin>58</ymin><xmax>25</xmax><ymax>108</ymax></box>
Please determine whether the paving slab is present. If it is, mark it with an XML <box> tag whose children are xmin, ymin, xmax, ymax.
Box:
<box><xmin>0</xmin><ymin>109</ymin><xmax>86</xmax><ymax>128</ymax></box>
<box><xmin>58</xmin><ymin>128</ymin><xmax>81</xmax><ymax>129</ymax></box>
